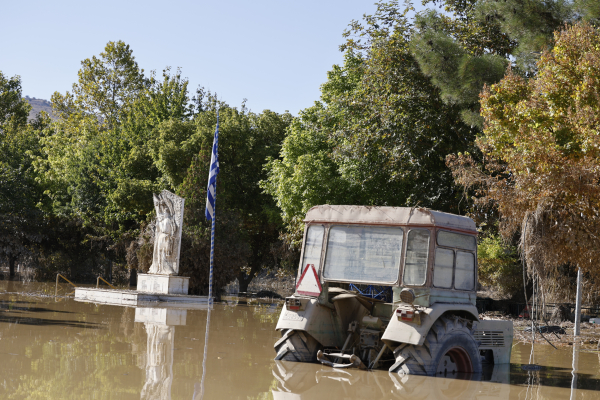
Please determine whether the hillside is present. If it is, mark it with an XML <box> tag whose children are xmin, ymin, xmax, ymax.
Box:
<box><xmin>24</xmin><ymin>96</ymin><xmax>55</xmax><ymax>120</ymax></box>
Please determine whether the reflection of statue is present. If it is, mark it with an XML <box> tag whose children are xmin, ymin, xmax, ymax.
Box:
<box><xmin>141</xmin><ymin>323</ymin><xmax>175</xmax><ymax>400</ymax></box>
<box><xmin>150</xmin><ymin>191</ymin><xmax>184</xmax><ymax>276</ymax></box>
<box><xmin>135</xmin><ymin>307</ymin><xmax>187</xmax><ymax>400</ymax></box>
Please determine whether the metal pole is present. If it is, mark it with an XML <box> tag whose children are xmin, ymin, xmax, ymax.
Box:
<box><xmin>574</xmin><ymin>269</ymin><xmax>582</xmax><ymax>336</ymax></box>
<box><xmin>208</xmin><ymin>216</ymin><xmax>215</xmax><ymax>306</ymax></box>
<box><xmin>207</xmin><ymin>113</ymin><xmax>218</xmax><ymax>307</ymax></box>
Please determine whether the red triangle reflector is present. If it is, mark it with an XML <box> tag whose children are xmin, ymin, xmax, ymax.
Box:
<box><xmin>296</xmin><ymin>264</ymin><xmax>322</xmax><ymax>297</ymax></box>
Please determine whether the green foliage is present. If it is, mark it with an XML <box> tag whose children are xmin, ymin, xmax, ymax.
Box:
<box><xmin>0</xmin><ymin>72</ymin><xmax>31</xmax><ymax>130</ymax></box>
<box><xmin>411</xmin><ymin>0</ymin><xmax>580</xmax><ymax>126</ymax></box>
<box><xmin>51</xmin><ymin>40</ymin><xmax>148</xmax><ymax>130</ymax></box>
<box><xmin>39</xmin><ymin>61</ymin><xmax>193</xmax><ymax>233</ymax></box>
<box><xmin>451</xmin><ymin>23</ymin><xmax>600</xmax><ymax>301</ymax></box>
<box><xmin>0</xmin><ymin>72</ymin><xmax>47</xmax><ymax>269</ymax></box>
<box><xmin>190</xmin><ymin>105</ymin><xmax>292</xmax><ymax>292</ymax></box>
<box><xmin>264</xmin><ymin>3</ymin><xmax>476</xmax><ymax>240</ymax></box>
<box><xmin>26</xmin><ymin>39</ymin><xmax>293</xmax><ymax>288</ymax></box>
<box><xmin>477</xmin><ymin>233</ymin><xmax>521</xmax><ymax>298</ymax></box>
<box><xmin>410</xmin><ymin>14</ymin><xmax>508</xmax><ymax>127</ymax></box>
<box><xmin>126</xmin><ymin>103</ymin><xmax>292</xmax><ymax>293</ymax></box>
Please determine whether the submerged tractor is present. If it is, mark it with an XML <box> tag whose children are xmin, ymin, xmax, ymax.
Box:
<box><xmin>274</xmin><ymin>205</ymin><xmax>513</xmax><ymax>376</ymax></box>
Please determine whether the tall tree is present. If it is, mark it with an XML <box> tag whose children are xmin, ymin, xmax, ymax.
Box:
<box><xmin>449</xmin><ymin>23</ymin><xmax>600</xmax><ymax>302</ymax></box>
<box><xmin>0</xmin><ymin>72</ymin><xmax>30</xmax><ymax>131</ymax></box>
<box><xmin>264</xmin><ymin>3</ymin><xmax>476</xmax><ymax>242</ymax></box>
<box><xmin>52</xmin><ymin>41</ymin><xmax>148</xmax><ymax>130</ymax></box>
<box><xmin>410</xmin><ymin>0</ymin><xmax>600</xmax><ymax>126</ymax></box>
<box><xmin>190</xmin><ymin>103</ymin><xmax>292</xmax><ymax>293</ymax></box>
<box><xmin>131</xmin><ymin>100</ymin><xmax>292</xmax><ymax>294</ymax></box>
<box><xmin>0</xmin><ymin>72</ymin><xmax>48</xmax><ymax>277</ymax></box>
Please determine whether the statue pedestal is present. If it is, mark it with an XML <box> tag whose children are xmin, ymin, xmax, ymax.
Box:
<box><xmin>137</xmin><ymin>274</ymin><xmax>189</xmax><ymax>295</ymax></box>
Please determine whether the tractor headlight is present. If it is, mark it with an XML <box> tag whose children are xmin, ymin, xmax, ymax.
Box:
<box><xmin>400</xmin><ymin>288</ymin><xmax>416</xmax><ymax>304</ymax></box>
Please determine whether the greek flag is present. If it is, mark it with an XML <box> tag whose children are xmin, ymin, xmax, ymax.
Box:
<box><xmin>205</xmin><ymin>115</ymin><xmax>220</xmax><ymax>220</ymax></box>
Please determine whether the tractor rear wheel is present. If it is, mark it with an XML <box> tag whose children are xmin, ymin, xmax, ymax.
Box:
<box><xmin>389</xmin><ymin>316</ymin><xmax>481</xmax><ymax>376</ymax></box>
<box><xmin>274</xmin><ymin>329</ymin><xmax>321</xmax><ymax>362</ymax></box>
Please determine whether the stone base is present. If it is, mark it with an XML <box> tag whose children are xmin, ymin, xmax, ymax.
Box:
<box><xmin>137</xmin><ymin>273</ymin><xmax>189</xmax><ymax>295</ymax></box>
<box><xmin>74</xmin><ymin>288</ymin><xmax>208</xmax><ymax>309</ymax></box>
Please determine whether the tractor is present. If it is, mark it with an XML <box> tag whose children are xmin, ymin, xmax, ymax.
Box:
<box><xmin>274</xmin><ymin>205</ymin><xmax>512</xmax><ymax>376</ymax></box>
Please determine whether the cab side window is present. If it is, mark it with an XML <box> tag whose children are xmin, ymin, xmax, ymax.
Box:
<box><xmin>433</xmin><ymin>231</ymin><xmax>476</xmax><ymax>291</ymax></box>
<box><xmin>455</xmin><ymin>251</ymin><xmax>475</xmax><ymax>290</ymax></box>
<box><xmin>300</xmin><ymin>225</ymin><xmax>324</xmax><ymax>276</ymax></box>
<box><xmin>403</xmin><ymin>229</ymin><xmax>430</xmax><ymax>286</ymax></box>
<box><xmin>433</xmin><ymin>248</ymin><xmax>454</xmax><ymax>288</ymax></box>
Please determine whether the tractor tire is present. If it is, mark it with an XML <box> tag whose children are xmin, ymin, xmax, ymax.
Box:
<box><xmin>274</xmin><ymin>329</ymin><xmax>321</xmax><ymax>362</ymax></box>
<box><xmin>389</xmin><ymin>315</ymin><xmax>482</xmax><ymax>376</ymax></box>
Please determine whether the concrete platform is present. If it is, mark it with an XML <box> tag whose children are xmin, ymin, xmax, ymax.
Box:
<box><xmin>74</xmin><ymin>287</ymin><xmax>209</xmax><ymax>309</ymax></box>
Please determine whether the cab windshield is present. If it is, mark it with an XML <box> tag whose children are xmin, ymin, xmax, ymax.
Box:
<box><xmin>322</xmin><ymin>225</ymin><xmax>403</xmax><ymax>284</ymax></box>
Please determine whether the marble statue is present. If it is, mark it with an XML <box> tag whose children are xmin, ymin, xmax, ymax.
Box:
<box><xmin>149</xmin><ymin>190</ymin><xmax>185</xmax><ymax>276</ymax></box>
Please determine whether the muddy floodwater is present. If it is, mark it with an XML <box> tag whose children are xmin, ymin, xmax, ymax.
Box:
<box><xmin>2</xmin><ymin>282</ymin><xmax>600</xmax><ymax>399</ymax></box>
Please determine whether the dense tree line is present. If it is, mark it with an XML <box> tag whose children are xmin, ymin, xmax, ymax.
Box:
<box><xmin>2</xmin><ymin>0</ymin><xmax>600</xmax><ymax>300</ymax></box>
<box><xmin>1</xmin><ymin>42</ymin><xmax>291</xmax><ymax>293</ymax></box>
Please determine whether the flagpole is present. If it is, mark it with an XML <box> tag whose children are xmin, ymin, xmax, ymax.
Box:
<box><xmin>200</xmin><ymin>112</ymin><xmax>219</xmax><ymax>400</ymax></box>
<box><xmin>208</xmin><ymin>193</ymin><xmax>216</xmax><ymax>306</ymax></box>
<box><xmin>205</xmin><ymin>111</ymin><xmax>219</xmax><ymax>306</ymax></box>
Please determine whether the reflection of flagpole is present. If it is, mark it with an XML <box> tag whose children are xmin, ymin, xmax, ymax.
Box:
<box><xmin>198</xmin><ymin>307</ymin><xmax>211</xmax><ymax>400</ymax></box>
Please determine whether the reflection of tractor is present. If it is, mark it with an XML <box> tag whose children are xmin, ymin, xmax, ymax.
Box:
<box><xmin>271</xmin><ymin>360</ymin><xmax>511</xmax><ymax>399</ymax></box>
<box><xmin>274</xmin><ymin>206</ymin><xmax>513</xmax><ymax>376</ymax></box>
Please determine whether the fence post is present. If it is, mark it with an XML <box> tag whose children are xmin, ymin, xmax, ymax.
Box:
<box><xmin>574</xmin><ymin>269</ymin><xmax>582</xmax><ymax>337</ymax></box>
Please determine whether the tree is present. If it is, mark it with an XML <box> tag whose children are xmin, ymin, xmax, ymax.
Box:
<box><xmin>449</xmin><ymin>23</ymin><xmax>600</xmax><ymax>302</ymax></box>
<box><xmin>189</xmin><ymin>103</ymin><xmax>292</xmax><ymax>293</ymax></box>
<box><xmin>264</xmin><ymin>3</ymin><xmax>476</xmax><ymax>243</ymax></box>
<box><xmin>38</xmin><ymin>52</ymin><xmax>193</xmax><ymax>230</ymax></box>
<box><xmin>409</xmin><ymin>0</ymin><xmax>600</xmax><ymax>126</ymax></box>
<box><xmin>36</xmin><ymin>43</ymin><xmax>197</xmax><ymax>281</ymax></box>
<box><xmin>0</xmin><ymin>72</ymin><xmax>30</xmax><ymax>131</ymax></box>
<box><xmin>477</xmin><ymin>233</ymin><xmax>521</xmax><ymax>298</ymax></box>
<box><xmin>51</xmin><ymin>41</ymin><xmax>148</xmax><ymax>130</ymax></box>
<box><xmin>129</xmin><ymin>101</ymin><xmax>292</xmax><ymax>294</ymax></box>
<box><xmin>0</xmin><ymin>72</ymin><xmax>47</xmax><ymax>277</ymax></box>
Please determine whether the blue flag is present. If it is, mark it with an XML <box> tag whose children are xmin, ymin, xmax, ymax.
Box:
<box><xmin>205</xmin><ymin>115</ymin><xmax>220</xmax><ymax>220</ymax></box>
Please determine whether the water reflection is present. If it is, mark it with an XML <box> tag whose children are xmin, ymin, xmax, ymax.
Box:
<box><xmin>135</xmin><ymin>308</ymin><xmax>186</xmax><ymax>400</ymax></box>
<box><xmin>272</xmin><ymin>361</ymin><xmax>511</xmax><ymax>399</ymax></box>
<box><xmin>3</xmin><ymin>282</ymin><xmax>600</xmax><ymax>399</ymax></box>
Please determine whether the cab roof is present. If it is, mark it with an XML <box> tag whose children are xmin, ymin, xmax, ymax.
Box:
<box><xmin>304</xmin><ymin>205</ymin><xmax>477</xmax><ymax>234</ymax></box>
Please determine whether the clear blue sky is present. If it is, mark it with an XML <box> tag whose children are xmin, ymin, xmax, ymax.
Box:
<box><xmin>1</xmin><ymin>0</ymin><xmax>425</xmax><ymax>115</ymax></box>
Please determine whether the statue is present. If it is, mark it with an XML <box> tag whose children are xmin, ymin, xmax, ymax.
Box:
<box><xmin>150</xmin><ymin>190</ymin><xmax>184</xmax><ymax>276</ymax></box>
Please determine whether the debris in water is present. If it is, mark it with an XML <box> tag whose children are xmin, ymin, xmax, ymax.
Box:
<box><xmin>521</xmin><ymin>364</ymin><xmax>543</xmax><ymax>371</ymax></box>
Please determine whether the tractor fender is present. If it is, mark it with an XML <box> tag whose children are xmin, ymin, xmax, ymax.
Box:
<box><xmin>275</xmin><ymin>299</ymin><xmax>345</xmax><ymax>347</ymax></box>
<box><xmin>381</xmin><ymin>303</ymin><xmax>479</xmax><ymax>347</ymax></box>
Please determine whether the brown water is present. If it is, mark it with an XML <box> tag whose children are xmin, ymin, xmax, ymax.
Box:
<box><xmin>1</xmin><ymin>281</ymin><xmax>600</xmax><ymax>399</ymax></box>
